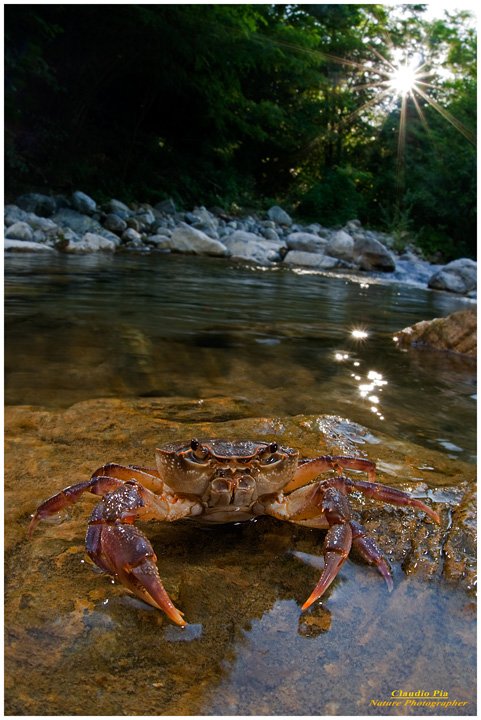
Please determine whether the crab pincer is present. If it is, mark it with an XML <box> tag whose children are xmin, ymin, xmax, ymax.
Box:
<box><xmin>87</xmin><ymin>520</ymin><xmax>186</xmax><ymax>626</ymax></box>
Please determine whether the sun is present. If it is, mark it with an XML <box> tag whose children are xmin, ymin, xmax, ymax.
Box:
<box><xmin>388</xmin><ymin>58</ymin><xmax>423</xmax><ymax>97</ymax></box>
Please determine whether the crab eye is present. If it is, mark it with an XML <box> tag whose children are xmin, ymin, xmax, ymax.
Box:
<box><xmin>262</xmin><ymin>455</ymin><xmax>280</xmax><ymax>465</ymax></box>
<box><xmin>259</xmin><ymin>442</ymin><xmax>281</xmax><ymax>465</ymax></box>
<box><xmin>189</xmin><ymin>439</ymin><xmax>209</xmax><ymax>463</ymax></box>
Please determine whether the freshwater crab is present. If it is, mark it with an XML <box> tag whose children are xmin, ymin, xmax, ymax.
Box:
<box><xmin>30</xmin><ymin>439</ymin><xmax>440</xmax><ymax>626</ymax></box>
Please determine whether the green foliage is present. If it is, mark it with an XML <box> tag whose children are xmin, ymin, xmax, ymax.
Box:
<box><xmin>4</xmin><ymin>4</ymin><xmax>476</xmax><ymax>258</ymax></box>
<box><xmin>297</xmin><ymin>166</ymin><xmax>370</xmax><ymax>225</ymax></box>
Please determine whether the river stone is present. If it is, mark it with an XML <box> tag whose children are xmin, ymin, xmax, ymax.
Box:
<box><xmin>394</xmin><ymin>309</ymin><xmax>476</xmax><ymax>357</ymax></box>
<box><xmin>353</xmin><ymin>236</ymin><xmax>395</xmax><ymax>271</ymax></box>
<box><xmin>66</xmin><ymin>232</ymin><xmax>117</xmax><ymax>253</ymax></box>
<box><xmin>169</xmin><ymin>222</ymin><xmax>227</xmax><ymax>256</ymax></box>
<box><xmin>53</xmin><ymin>207</ymin><xmax>104</xmax><ymax>235</ymax></box>
<box><xmin>262</xmin><ymin>227</ymin><xmax>281</xmax><ymax>242</ymax></box>
<box><xmin>155</xmin><ymin>198</ymin><xmax>176</xmax><ymax>215</ymax></box>
<box><xmin>121</xmin><ymin>227</ymin><xmax>143</xmax><ymax>245</ymax></box>
<box><xmin>4</xmin><ymin>238</ymin><xmax>56</xmax><ymax>253</ymax></box>
<box><xmin>5</xmin><ymin>221</ymin><xmax>34</xmax><ymax>242</ymax></box>
<box><xmin>16</xmin><ymin>193</ymin><xmax>56</xmax><ymax>217</ymax></box>
<box><xmin>144</xmin><ymin>234</ymin><xmax>172</xmax><ymax>248</ymax></box>
<box><xmin>325</xmin><ymin>230</ymin><xmax>355</xmax><ymax>261</ymax></box>
<box><xmin>4</xmin><ymin>205</ymin><xmax>29</xmax><ymax>226</ymax></box>
<box><xmin>190</xmin><ymin>206</ymin><xmax>219</xmax><ymax>236</ymax></box>
<box><xmin>72</xmin><ymin>191</ymin><xmax>97</xmax><ymax>215</ymax></box>
<box><xmin>222</xmin><ymin>230</ymin><xmax>284</xmax><ymax>265</ymax></box>
<box><xmin>286</xmin><ymin>232</ymin><xmax>328</xmax><ymax>253</ymax></box>
<box><xmin>106</xmin><ymin>198</ymin><xmax>132</xmax><ymax>218</ymax></box>
<box><xmin>428</xmin><ymin>258</ymin><xmax>477</xmax><ymax>294</ymax></box>
<box><xmin>103</xmin><ymin>213</ymin><xmax>127</xmax><ymax>234</ymax></box>
<box><xmin>283</xmin><ymin>250</ymin><xmax>339</xmax><ymax>269</ymax></box>
<box><xmin>267</xmin><ymin>205</ymin><xmax>292</xmax><ymax>226</ymax></box>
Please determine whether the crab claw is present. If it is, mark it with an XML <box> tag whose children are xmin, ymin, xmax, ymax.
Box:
<box><xmin>301</xmin><ymin>522</ymin><xmax>352</xmax><ymax>612</ymax></box>
<box><xmin>87</xmin><ymin>522</ymin><xmax>186</xmax><ymax>627</ymax></box>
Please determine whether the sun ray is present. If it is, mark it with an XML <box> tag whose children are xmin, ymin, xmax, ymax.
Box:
<box><xmin>415</xmin><ymin>86</ymin><xmax>476</xmax><ymax>145</ymax></box>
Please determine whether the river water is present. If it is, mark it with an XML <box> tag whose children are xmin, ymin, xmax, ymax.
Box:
<box><xmin>4</xmin><ymin>252</ymin><xmax>477</xmax><ymax>715</ymax></box>
<box><xmin>5</xmin><ymin>252</ymin><xmax>476</xmax><ymax>461</ymax></box>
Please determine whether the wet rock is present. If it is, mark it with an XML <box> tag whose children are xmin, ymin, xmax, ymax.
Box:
<box><xmin>428</xmin><ymin>258</ymin><xmax>477</xmax><ymax>295</ymax></box>
<box><xmin>443</xmin><ymin>483</ymin><xmax>476</xmax><ymax>590</ymax></box>
<box><xmin>71</xmin><ymin>191</ymin><xmax>97</xmax><ymax>215</ymax></box>
<box><xmin>4</xmin><ymin>239</ymin><xmax>56</xmax><ymax>253</ymax></box>
<box><xmin>283</xmin><ymin>250</ymin><xmax>339</xmax><ymax>269</ymax></box>
<box><xmin>394</xmin><ymin>309</ymin><xmax>476</xmax><ymax>357</ymax></box>
<box><xmin>16</xmin><ymin>193</ymin><xmax>57</xmax><ymax>217</ymax></box>
<box><xmin>267</xmin><ymin>205</ymin><xmax>292</xmax><ymax>226</ymax></box>
<box><xmin>353</xmin><ymin>236</ymin><xmax>395</xmax><ymax>271</ymax></box>
<box><xmin>66</xmin><ymin>232</ymin><xmax>117</xmax><ymax>253</ymax></box>
<box><xmin>285</xmin><ymin>232</ymin><xmax>327</xmax><ymax>253</ymax></box>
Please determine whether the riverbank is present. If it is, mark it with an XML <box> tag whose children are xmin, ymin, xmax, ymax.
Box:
<box><xmin>4</xmin><ymin>190</ymin><xmax>477</xmax><ymax>297</ymax></box>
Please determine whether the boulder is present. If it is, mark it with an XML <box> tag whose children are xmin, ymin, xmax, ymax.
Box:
<box><xmin>394</xmin><ymin>309</ymin><xmax>476</xmax><ymax>358</ymax></box>
<box><xmin>353</xmin><ymin>236</ymin><xmax>396</xmax><ymax>271</ymax></box>
<box><xmin>105</xmin><ymin>199</ymin><xmax>132</xmax><ymax>218</ymax></box>
<box><xmin>325</xmin><ymin>230</ymin><xmax>355</xmax><ymax>261</ymax></box>
<box><xmin>103</xmin><ymin>213</ymin><xmax>127</xmax><ymax>234</ymax></box>
<box><xmin>65</xmin><ymin>232</ymin><xmax>117</xmax><ymax>253</ymax></box>
<box><xmin>71</xmin><ymin>191</ymin><xmax>97</xmax><ymax>215</ymax></box>
<box><xmin>16</xmin><ymin>193</ymin><xmax>56</xmax><ymax>217</ymax></box>
<box><xmin>428</xmin><ymin>258</ymin><xmax>477</xmax><ymax>295</ymax></box>
<box><xmin>283</xmin><ymin>250</ymin><xmax>339</xmax><ymax>269</ymax></box>
<box><xmin>121</xmin><ymin>228</ymin><xmax>143</xmax><ymax>246</ymax></box>
<box><xmin>169</xmin><ymin>222</ymin><xmax>227</xmax><ymax>256</ymax></box>
<box><xmin>4</xmin><ymin>239</ymin><xmax>56</xmax><ymax>253</ymax></box>
<box><xmin>5</xmin><ymin>221</ymin><xmax>34</xmax><ymax>242</ymax></box>
<box><xmin>286</xmin><ymin>232</ymin><xmax>327</xmax><ymax>253</ymax></box>
<box><xmin>4</xmin><ymin>205</ymin><xmax>29</xmax><ymax>226</ymax></box>
<box><xmin>267</xmin><ymin>205</ymin><xmax>292</xmax><ymax>226</ymax></box>
<box><xmin>53</xmin><ymin>208</ymin><xmax>103</xmax><ymax>235</ymax></box>
<box><xmin>222</xmin><ymin>230</ymin><xmax>283</xmax><ymax>265</ymax></box>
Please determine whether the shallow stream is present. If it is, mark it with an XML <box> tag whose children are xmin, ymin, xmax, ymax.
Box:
<box><xmin>4</xmin><ymin>253</ymin><xmax>476</xmax><ymax>715</ymax></box>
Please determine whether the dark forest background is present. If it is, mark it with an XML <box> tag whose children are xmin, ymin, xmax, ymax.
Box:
<box><xmin>4</xmin><ymin>4</ymin><xmax>477</xmax><ymax>258</ymax></box>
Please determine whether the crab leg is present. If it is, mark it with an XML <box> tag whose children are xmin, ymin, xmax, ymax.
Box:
<box><xmin>350</xmin><ymin>519</ymin><xmax>393</xmax><ymax>590</ymax></box>
<box><xmin>301</xmin><ymin>486</ymin><xmax>353</xmax><ymax>610</ymax></box>
<box><xmin>343</xmin><ymin>477</ymin><xmax>440</xmax><ymax>524</ymax></box>
<box><xmin>29</xmin><ymin>465</ymin><xmax>165</xmax><ymax>536</ymax></box>
<box><xmin>283</xmin><ymin>455</ymin><xmax>377</xmax><ymax>493</ymax></box>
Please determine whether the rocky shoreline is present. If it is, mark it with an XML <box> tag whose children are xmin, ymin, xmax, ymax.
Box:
<box><xmin>4</xmin><ymin>190</ymin><xmax>477</xmax><ymax>297</ymax></box>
